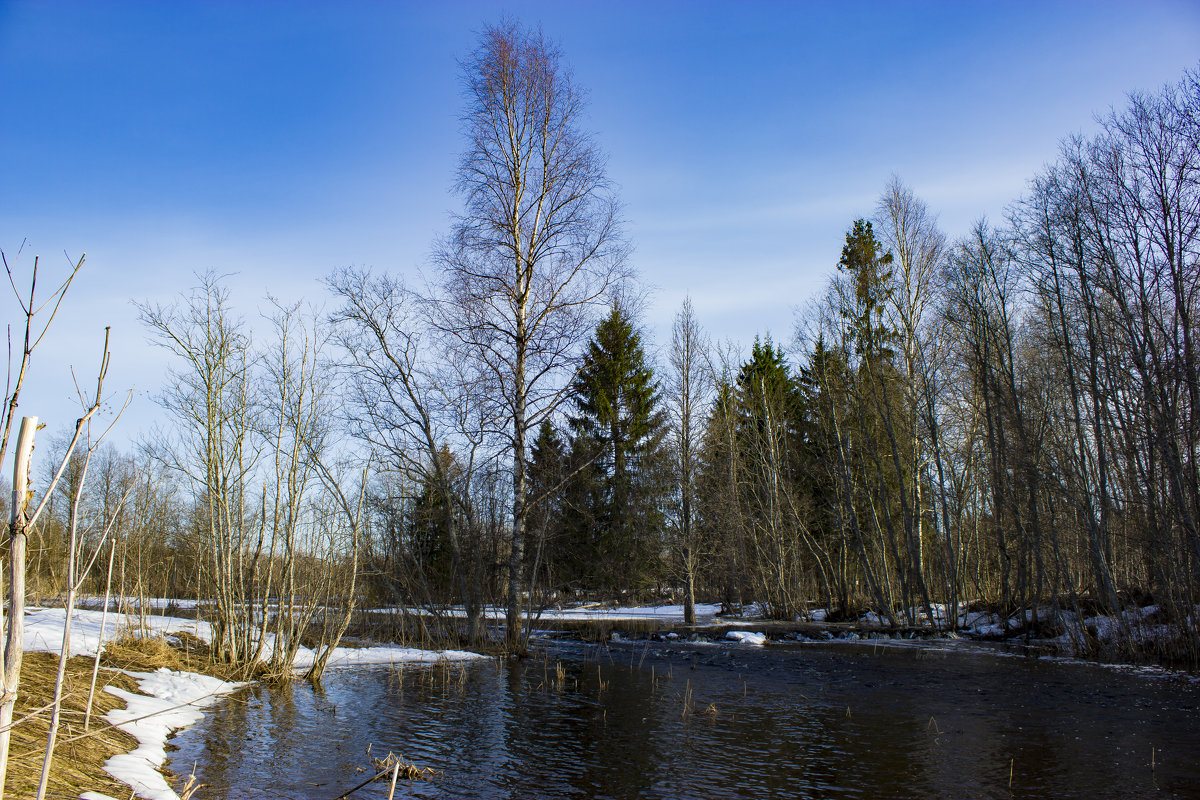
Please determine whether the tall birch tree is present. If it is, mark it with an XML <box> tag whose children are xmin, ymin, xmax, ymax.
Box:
<box><xmin>433</xmin><ymin>20</ymin><xmax>629</xmax><ymax>646</ymax></box>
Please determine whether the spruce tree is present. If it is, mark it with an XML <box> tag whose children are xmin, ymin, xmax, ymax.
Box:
<box><xmin>567</xmin><ymin>303</ymin><xmax>670</xmax><ymax>596</ymax></box>
<box><xmin>527</xmin><ymin>419</ymin><xmax>569</xmax><ymax>593</ymax></box>
<box><xmin>736</xmin><ymin>336</ymin><xmax>804</xmax><ymax>440</ymax></box>
<box><xmin>696</xmin><ymin>377</ymin><xmax>746</xmax><ymax>611</ymax></box>
<box><xmin>796</xmin><ymin>334</ymin><xmax>855</xmax><ymax>614</ymax></box>
<box><xmin>834</xmin><ymin>218</ymin><xmax>913</xmax><ymax>621</ymax></box>
<box><xmin>409</xmin><ymin>477</ymin><xmax>456</xmax><ymax>600</ymax></box>
<box><xmin>407</xmin><ymin>446</ymin><xmax>464</xmax><ymax>603</ymax></box>
<box><xmin>838</xmin><ymin>219</ymin><xmax>898</xmax><ymax>364</ymax></box>
<box><xmin>734</xmin><ymin>336</ymin><xmax>809</xmax><ymax>617</ymax></box>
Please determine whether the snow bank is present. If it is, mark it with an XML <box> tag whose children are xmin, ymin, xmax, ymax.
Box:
<box><xmin>363</xmin><ymin>602</ymin><xmax>725</xmax><ymax>623</ymax></box>
<box><xmin>23</xmin><ymin>606</ymin><xmax>483</xmax><ymax>668</ymax></box>
<box><xmin>75</xmin><ymin>596</ymin><xmax>203</xmax><ymax>611</ymax></box>
<box><xmin>1048</xmin><ymin>604</ymin><xmax>1178</xmax><ymax>651</ymax></box>
<box><xmin>292</xmin><ymin>642</ymin><xmax>483</xmax><ymax>668</ymax></box>
<box><xmin>23</xmin><ymin>607</ymin><xmax>213</xmax><ymax>658</ymax></box>
<box><xmin>725</xmin><ymin>630</ymin><xmax>767</xmax><ymax>646</ymax></box>
<box><xmin>954</xmin><ymin>603</ymin><xmax>1188</xmax><ymax>657</ymax></box>
<box><xmin>535</xmin><ymin>603</ymin><xmax>723</xmax><ymax>622</ymax></box>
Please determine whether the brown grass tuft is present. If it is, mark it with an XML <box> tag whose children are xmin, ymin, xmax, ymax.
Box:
<box><xmin>100</xmin><ymin>630</ymin><xmax>249</xmax><ymax>683</ymax></box>
<box><xmin>371</xmin><ymin>751</ymin><xmax>439</xmax><ymax>781</ymax></box>
<box><xmin>101</xmin><ymin>631</ymin><xmax>189</xmax><ymax>672</ymax></box>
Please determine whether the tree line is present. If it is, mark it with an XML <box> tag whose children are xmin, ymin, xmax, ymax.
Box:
<box><xmin>355</xmin><ymin>57</ymin><xmax>1200</xmax><ymax>667</ymax></box>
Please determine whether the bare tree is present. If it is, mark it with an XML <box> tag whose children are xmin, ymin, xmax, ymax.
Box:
<box><xmin>874</xmin><ymin>177</ymin><xmax>944</xmax><ymax>574</ymax></box>
<box><xmin>303</xmin><ymin>460</ymin><xmax>367</xmax><ymax>684</ymax></box>
<box><xmin>667</xmin><ymin>298</ymin><xmax>711</xmax><ymax>624</ymax></box>
<box><xmin>874</xmin><ymin>178</ymin><xmax>947</xmax><ymax>625</ymax></box>
<box><xmin>329</xmin><ymin>268</ymin><xmax>492</xmax><ymax>644</ymax></box>
<box><xmin>256</xmin><ymin>299</ymin><xmax>333</xmax><ymax>672</ymax></box>
<box><xmin>432</xmin><ymin>20</ymin><xmax>630</xmax><ymax>646</ymax></box>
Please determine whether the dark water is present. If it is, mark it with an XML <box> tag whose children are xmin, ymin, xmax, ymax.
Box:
<box><xmin>169</xmin><ymin>640</ymin><xmax>1200</xmax><ymax>799</ymax></box>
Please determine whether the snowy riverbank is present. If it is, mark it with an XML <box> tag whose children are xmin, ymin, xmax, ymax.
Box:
<box><xmin>21</xmin><ymin>607</ymin><xmax>485</xmax><ymax>800</ymax></box>
<box><xmin>505</xmin><ymin>599</ymin><xmax>1192</xmax><ymax>665</ymax></box>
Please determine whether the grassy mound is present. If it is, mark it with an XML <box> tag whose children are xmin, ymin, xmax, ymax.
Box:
<box><xmin>101</xmin><ymin>631</ymin><xmax>189</xmax><ymax>671</ymax></box>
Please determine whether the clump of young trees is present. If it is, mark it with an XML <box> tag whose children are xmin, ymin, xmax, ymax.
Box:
<box><xmin>134</xmin><ymin>275</ymin><xmax>366</xmax><ymax>679</ymax></box>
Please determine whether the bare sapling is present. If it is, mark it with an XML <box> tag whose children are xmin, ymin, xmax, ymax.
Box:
<box><xmin>0</xmin><ymin>416</ymin><xmax>36</xmax><ymax>798</ymax></box>
<box><xmin>83</xmin><ymin>534</ymin><xmax>119</xmax><ymax>730</ymax></box>
<box><xmin>259</xmin><ymin>300</ymin><xmax>329</xmax><ymax>674</ymax></box>
<box><xmin>35</xmin><ymin>330</ymin><xmax>129</xmax><ymax>800</ymax></box>
<box><xmin>0</xmin><ymin>246</ymin><xmax>84</xmax><ymax>472</ymax></box>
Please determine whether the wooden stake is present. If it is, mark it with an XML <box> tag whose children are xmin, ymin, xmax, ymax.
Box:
<box><xmin>386</xmin><ymin>761</ymin><xmax>401</xmax><ymax>800</ymax></box>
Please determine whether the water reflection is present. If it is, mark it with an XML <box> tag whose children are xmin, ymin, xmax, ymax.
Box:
<box><xmin>169</xmin><ymin>641</ymin><xmax>1200</xmax><ymax>799</ymax></box>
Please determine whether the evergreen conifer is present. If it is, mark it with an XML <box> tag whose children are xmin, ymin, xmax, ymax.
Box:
<box><xmin>566</xmin><ymin>303</ymin><xmax>670</xmax><ymax>596</ymax></box>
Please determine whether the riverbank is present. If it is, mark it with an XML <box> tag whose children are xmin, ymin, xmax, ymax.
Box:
<box><xmin>7</xmin><ymin>626</ymin><xmax>243</xmax><ymax>800</ymax></box>
<box><xmin>6</xmin><ymin>651</ymin><xmax>143</xmax><ymax>799</ymax></box>
<box><xmin>13</xmin><ymin>607</ymin><xmax>486</xmax><ymax>800</ymax></box>
<box><xmin>68</xmin><ymin>597</ymin><xmax>1195</xmax><ymax>670</ymax></box>
<box><xmin>508</xmin><ymin>599</ymin><xmax>1196</xmax><ymax>670</ymax></box>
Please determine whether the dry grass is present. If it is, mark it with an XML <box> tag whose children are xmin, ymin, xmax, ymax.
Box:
<box><xmin>4</xmin><ymin>651</ymin><xmax>140</xmax><ymax>800</ymax></box>
<box><xmin>3</xmin><ymin>632</ymin><xmax>248</xmax><ymax>799</ymax></box>
<box><xmin>101</xmin><ymin>630</ymin><xmax>251</xmax><ymax>683</ymax></box>
<box><xmin>101</xmin><ymin>631</ymin><xmax>189</xmax><ymax>671</ymax></box>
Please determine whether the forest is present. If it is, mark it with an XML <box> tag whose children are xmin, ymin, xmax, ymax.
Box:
<box><xmin>5</xmin><ymin>22</ymin><xmax>1200</xmax><ymax>685</ymax></box>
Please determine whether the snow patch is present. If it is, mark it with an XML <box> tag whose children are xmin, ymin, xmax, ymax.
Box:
<box><xmin>102</xmin><ymin>668</ymin><xmax>244</xmax><ymax>800</ymax></box>
<box><xmin>292</xmin><ymin>643</ymin><xmax>483</xmax><ymax>668</ymax></box>
<box><xmin>23</xmin><ymin>607</ymin><xmax>212</xmax><ymax>658</ymax></box>
<box><xmin>725</xmin><ymin>631</ymin><xmax>767</xmax><ymax>646</ymax></box>
<box><xmin>367</xmin><ymin>602</ymin><xmax>725</xmax><ymax>623</ymax></box>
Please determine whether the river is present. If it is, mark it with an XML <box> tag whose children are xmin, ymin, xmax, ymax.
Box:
<box><xmin>168</xmin><ymin>638</ymin><xmax>1200</xmax><ymax>799</ymax></box>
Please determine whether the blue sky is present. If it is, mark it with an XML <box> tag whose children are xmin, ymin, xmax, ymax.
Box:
<box><xmin>3</xmin><ymin>0</ymin><xmax>1198</xmax><ymax>451</ymax></box>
